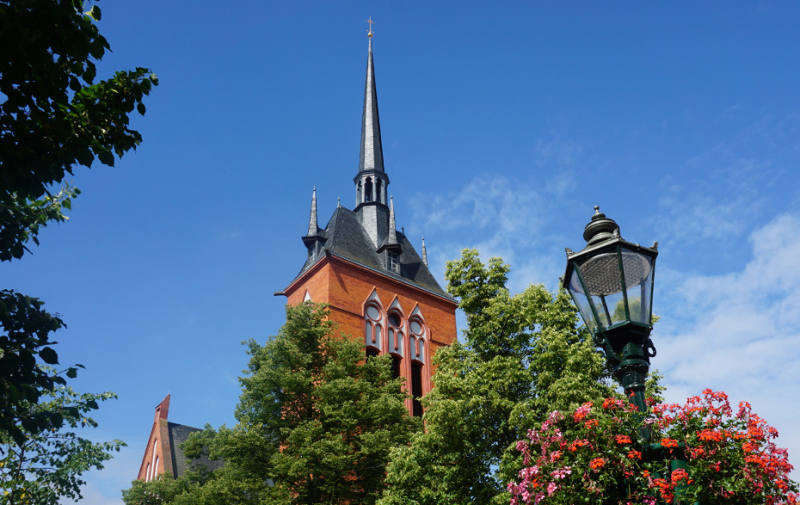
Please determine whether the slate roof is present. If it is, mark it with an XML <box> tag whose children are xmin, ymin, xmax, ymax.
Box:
<box><xmin>292</xmin><ymin>207</ymin><xmax>453</xmax><ymax>300</ymax></box>
<box><xmin>167</xmin><ymin>422</ymin><xmax>224</xmax><ymax>477</ymax></box>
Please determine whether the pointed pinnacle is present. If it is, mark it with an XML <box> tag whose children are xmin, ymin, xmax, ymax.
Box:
<box><xmin>307</xmin><ymin>188</ymin><xmax>318</xmax><ymax>237</ymax></box>
<box><xmin>387</xmin><ymin>196</ymin><xmax>398</xmax><ymax>245</ymax></box>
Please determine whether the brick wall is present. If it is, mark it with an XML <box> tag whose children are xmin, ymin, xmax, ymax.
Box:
<box><xmin>285</xmin><ymin>256</ymin><xmax>457</xmax><ymax>413</ymax></box>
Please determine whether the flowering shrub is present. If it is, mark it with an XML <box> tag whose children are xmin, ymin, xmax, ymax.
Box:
<box><xmin>508</xmin><ymin>390</ymin><xmax>798</xmax><ymax>504</ymax></box>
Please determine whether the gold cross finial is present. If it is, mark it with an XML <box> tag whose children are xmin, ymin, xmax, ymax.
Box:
<box><xmin>366</xmin><ymin>16</ymin><xmax>375</xmax><ymax>38</ymax></box>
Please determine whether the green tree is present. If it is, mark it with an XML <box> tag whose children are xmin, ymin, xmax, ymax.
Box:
<box><xmin>124</xmin><ymin>303</ymin><xmax>418</xmax><ymax>505</ymax></box>
<box><xmin>380</xmin><ymin>249</ymin><xmax>616</xmax><ymax>505</ymax></box>
<box><xmin>1</xmin><ymin>0</ymin><xmax>158</xmax><ymax>261</ymax></box>
<box><xmin>0</xmin><ymin>0</ymin><xmax>156</xmax><ymax>501</ymax></box>
<box><xmin>0</xmin><ymin>0</ymin><xmax>156</xmax><ymax>446</ymax></box>
<box><xmin>0</xmin><ymin>380</ymin><xmax>124</xmax><ymax>505</ymax></box>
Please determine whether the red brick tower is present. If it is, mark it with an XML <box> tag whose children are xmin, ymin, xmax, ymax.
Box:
<box><xmin>281</xmin><ymin>32</ymin><xmax>458</xmax><ymax>417</ymax></box>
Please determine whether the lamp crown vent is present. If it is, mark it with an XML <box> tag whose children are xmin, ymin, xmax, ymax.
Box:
<box><xmin>583</xmin><ymin>205</ymin><xmax>620</xmax><ymax>245</ymax></box>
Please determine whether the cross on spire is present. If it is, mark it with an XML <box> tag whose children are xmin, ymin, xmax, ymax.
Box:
<box><xmin>366</xmin><ymin>16</ymin><xmax>375</xmax><ymax>37</ymax></box>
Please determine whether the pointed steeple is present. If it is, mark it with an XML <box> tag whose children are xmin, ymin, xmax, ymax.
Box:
<box><xmin>354</xmin><ymin>27</ymin><xmax>390</xmax><ymax>211</ymax></box>
<box><xmin>421</xmin><ymin>237</ymin><xmax>428</xmax><ymax>267</ymax></box>
<box><xmin>359</xmin><ymin>35</ymin><xmax>384</xmax><ymax>174</ymax></box>
<box><xmin>307</xmin><ymin>187</ymin><xmax>319</xmax><ymax>236</ymax></box>
<box><xmin>354</xmin><ymin>23</ymin><xmax>391</xmax><ymax>247</ymax></box>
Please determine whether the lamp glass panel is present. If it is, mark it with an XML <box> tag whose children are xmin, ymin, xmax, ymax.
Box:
<box><xmin>592</xmin><ymin>290</ymin><xmax>626</xmax><ymax>327</ymax></box>
<box><xmin>567</xmin><ymin>268</ymin><xmax>600</xmax><ymax>332</ymax></box>
<box><xmin>643</xmin><ymin>256</ymin><xmax>655</xmax><ymax>324</ymax></box>
<box><xmin>576</xmin><ymin>251</ymin><xmax>627</xmax><ymax>329</ymax></box>
<box><xmin>620</xmin><ymin>251</ymin><xmax>653</xmax><ymax>325</ymax></box>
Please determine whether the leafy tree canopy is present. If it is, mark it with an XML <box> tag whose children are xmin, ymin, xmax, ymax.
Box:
<box><xmin>0</xmin><ymin>0</ymin><xmax>158</xmax><ymax>261</ymax></box>
<box><xmin>0</xmin><ymin>0</ymin><xmax>157</xmax><ymax>444</ymax></box>
<box><xmin>0</xmin><ymin>0</ymin><xmax>157</xmax><ymax>501</ymax></box>
<box><xmin>0</xmin><ymin>381</ymin><xmax>123</xmax><ymax>505</ymax></box>
<box><xmin>380</xmin><ymin>249</ymin><xmax>617</xmax><ymax>505</ymax></box>
<box><xmin>123</xmin><ymin>303</ymin><xmax>418</xmax><ymax>505</ymax></box>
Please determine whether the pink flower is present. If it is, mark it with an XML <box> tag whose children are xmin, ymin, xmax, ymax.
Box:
<box><xmin>547</xmin><ymin>482</ymin><xmax>558</xmax><ymax>496</ymax></box>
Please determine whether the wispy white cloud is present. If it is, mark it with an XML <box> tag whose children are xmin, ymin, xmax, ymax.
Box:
<box><xmin>409</xmin><ymin>173</ymin><xmax>566</xmax><ymax>295</ymax></box>
<box><xmin>656</xmin><ymin>213</ymin><xmax>800</xmax><ymax>470</ymax></box>
<box><xmin>652</xmin><ymin>157</ymin><xmax>774</xmax><ymax>248</ymax></box>
<box><xmin>410</xmin><ymin>165</ymin><xmax>800</xmax><ymax>473</ymax></box>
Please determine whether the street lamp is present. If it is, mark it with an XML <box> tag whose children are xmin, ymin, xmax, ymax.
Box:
<box><xmin>562</xmin><ymin>206</ymin><xmax>659</xmax><ymax>415</ymax></box>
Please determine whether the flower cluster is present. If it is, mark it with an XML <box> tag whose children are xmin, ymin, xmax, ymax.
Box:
<box><xmin>508</xmin><ymin>390</ymin><xmax>798</xmax><ymax>505</ymax></box>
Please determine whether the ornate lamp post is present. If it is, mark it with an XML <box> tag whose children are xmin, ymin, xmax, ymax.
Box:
<box><xmin>563</xmin><ymin>208</ymin><xmax>693</xmax><ymax>502</ymax></box>
<box><xmin>562</xmin><ymin>206</ymin><xmax>658</xmax><ymax>416</ymax></box>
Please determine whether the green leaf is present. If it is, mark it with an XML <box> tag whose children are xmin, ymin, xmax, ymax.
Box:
<box><xmin>76</xmin><ymin>148</ymin><xmax>94</xmax><ymax>167</ymax></box>
<box><xmin>66</xmin><ymin>367</ymin><xmax>79</xmax><ymax>379</ymax></box>
<box><xmin>89</xmin><ymin>5</ymin><xmax>102</xmax><ymax>21</ymax></box>
<box><xmin>69</xmin><ymin>75</ymin><xmax>82</xmax><ymax>92</ymax></box>
<box><xmin>137</xmin><ymin>102</ymin><xmax>146</xmax><ymax>115</ymax></box>
<box><xmin>39</xmin><ymin>346</ymin><xmax>59</xmax><ymax>365</ymax></box>
<box><xmin>97</xmin><ymin>149</ymin><xmax>115</xmax><ymax>167</ymax></box>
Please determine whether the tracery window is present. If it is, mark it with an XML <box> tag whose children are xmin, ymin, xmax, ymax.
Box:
<box><xmin>388</xmin><ymin>311</ymin><xmax>404</xmax><ymax>379</ymax></box>
<box><xmin>409</xmin><ymin>316</ymin><xmax>426</xmax><ymax>417</ymax></box>
<box><xmin>364</xmin><ymin>303</ymin><xmax>383</xmax><ymax>354</ymax></box>
<box><xmin>409</xmin><ymin>318</ymin><xmax>425</xmax><ymax>363</ymax></box>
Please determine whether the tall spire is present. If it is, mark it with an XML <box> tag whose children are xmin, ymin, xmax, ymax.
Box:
<box><xmin>421</xmin><ymin>237</ymin><xmax>428</xmax><ymax>267</ymax></box>
<box><xmin>359</xmin><ymin>28</ymin><xmax>384</xmax><ymax>174</ymax></box>
<box><xmin>307</xmin><ymin>187</ymin><xmax>318</xmax><ymax>236</ymax></box>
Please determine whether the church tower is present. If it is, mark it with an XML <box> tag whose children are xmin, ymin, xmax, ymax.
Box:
<box><xmin>282</xmin><ymin>29</ymin><xmax>458</xmax><ymax>417</ymax></box>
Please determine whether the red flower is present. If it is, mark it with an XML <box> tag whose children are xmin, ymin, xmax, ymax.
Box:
<box><xmin>589</xmin><ymin>458</ymin><xmax>605</xmax><ymax>470</ymax></box>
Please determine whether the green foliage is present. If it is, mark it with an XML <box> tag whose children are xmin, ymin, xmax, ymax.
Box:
<box><xmin>0</xmin><ymin>290</ymin><xmax>87</xmax><ymax>447</ymax></box>
<box><xmin>122</xmin><ymin>473</ymin><xmax>200</xmax><ymax>505</ymax></box>
<box><xmin>0</xmin><ymin>0</ymin><xmax>156</xmax><ymax>501</ymax></box>
<box><xmin>380</xmin><ymin>249</ymin><xmax>615</xmax><ymax>505</ymax></box>
<box><xmin>0</xmin><ymin>382</ymin><xmax>123</xmax><ymax>505</ymax></box>
<box><xmin>0</xmin><ymin>0</ymin><xmax>158</xmax><ymax>261</ymax></box>
<box><xmin>124</xmin><ymin>303</ymin><xmax>417</xmax><ymax>505</ymax></box>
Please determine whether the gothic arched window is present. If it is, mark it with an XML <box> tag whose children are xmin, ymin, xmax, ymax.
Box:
<box><xmin>409</xmin><ymin>316</ymin><xmax>426</xmax><ymax>417</ymax></box>
<box><xmin>364</xmin><ymin>177</ymin><xmax>373</xmax><ymax>202</ymax></box>
<box><xmin>387</xmin><ymin>311</ymin><xmax>404</xmax><ymax>379</ymax></box>
<box><xmin>365</xmin><ymin>303</ymin><xmax>383</xmax><ymax>354</ymax></box>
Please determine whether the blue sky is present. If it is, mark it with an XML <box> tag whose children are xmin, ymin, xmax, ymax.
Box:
<box><xmin>4</xmin><ymin>2</ymin><xmax>800</xmax><ymax>503</ymax></box>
